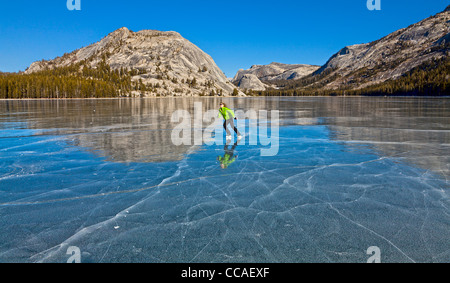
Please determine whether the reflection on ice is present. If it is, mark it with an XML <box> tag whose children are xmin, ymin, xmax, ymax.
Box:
<box><xmin>0</xmin><ymin>97</ymin><xmax>448</xmax><ymax>263</ymax></box>
<box><xmin>218</xmin><ymin>140</ymin><xmax>241</xmax><ymax>169</ymax></box>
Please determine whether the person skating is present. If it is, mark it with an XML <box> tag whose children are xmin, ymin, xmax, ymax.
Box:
<box><xmin>218</xmin><ymin>102</ymin><xmax>242</xmax><ymax>141</ymax></box>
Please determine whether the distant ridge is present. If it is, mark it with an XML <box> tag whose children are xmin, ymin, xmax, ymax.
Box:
<box><xmin>232</xmin><ymin>62</ymin><xmax>320</xmax><ymax>91</ymax></box>
<box><xmin>254</xmin><ymin>6</ymin><xmax>450</xmax><ymax>95</ymax></box>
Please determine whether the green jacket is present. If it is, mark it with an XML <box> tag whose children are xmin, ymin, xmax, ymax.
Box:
<box><xmin>218</xmin><ymin>154</ymin><xmax>236</xmax><ymax>168</ymax></box>
<box><xmin>218</xmin><ymin>107</ymin><xmax>235</xmax><ymax>120</ymax></box>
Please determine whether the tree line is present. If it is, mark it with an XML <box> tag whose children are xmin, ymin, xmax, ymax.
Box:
<box><xmin>0</xmin><ymin>59</ymin><xmax>133</xmax><ymax>99</ymax></box>
<box><xmin>0</xmin><ymin>59</ymin><xmax>227</xmax><ymax>98</ymax></box>
<box><xmin>1</xmin><ymin>56</ymin><xmax>448</xmax><ymax>99</ymax></box>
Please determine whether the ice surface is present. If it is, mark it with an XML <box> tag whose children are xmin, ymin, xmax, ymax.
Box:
<box><xmin>0</xmin><ymin>97</ymin><xmax>448</xmax><ymax>263</ymax></box>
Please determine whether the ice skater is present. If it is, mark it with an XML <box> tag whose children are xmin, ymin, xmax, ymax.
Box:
<box><xmin>218</xmin><ymin>102</ymin><xmax>242</xmax><ymax>141</ymax></box>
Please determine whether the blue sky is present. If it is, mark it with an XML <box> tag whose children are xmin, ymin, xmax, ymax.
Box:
<box><xmin>0</xmin><ymin>0</ymin><xmax>447</xmax><ymax>77</ymax></box>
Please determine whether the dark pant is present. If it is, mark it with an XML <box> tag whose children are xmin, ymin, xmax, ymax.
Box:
<box><xmin>224</xmin><ymin>141</ymin><xmax>239</xmax><ymax>156</ymax></box>
<box><xmin>223</xmin><ymin>119</ymin><xmax>241</xmax><ymax>136</ymax></box>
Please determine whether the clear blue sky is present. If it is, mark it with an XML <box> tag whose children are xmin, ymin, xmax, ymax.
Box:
<box><xmin>0</xmin><ymin>0</ymin><xmax>447</xmax><ymax>77</ymax></box>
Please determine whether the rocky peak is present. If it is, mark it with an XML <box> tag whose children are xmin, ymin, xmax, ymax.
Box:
<box><xmin>232</xmin><ymin>62</ymin><xmax>320</xmax><ymax>90</ymax></box>
<box><xmin>25</xmin><ymin>27</ymin><xmax>241</xmax><ymax>97</ymax></box>
<box><xmin>109</xmin><ymin>27</ymin><xmax>132</xmax><ymax>37</ymax></box>
<box><xmin>236</xmin><ymin>74</ymin><xmax>268</xmax><ymax>91</ymax></box>
<box><xmin>312</xmin><ymin>8</ymin><xmax>449</xmax><ymax>90</ymax></box>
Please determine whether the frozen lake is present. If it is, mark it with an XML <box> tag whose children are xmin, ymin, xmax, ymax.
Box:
<box><xmin>0</xmin><ymin>97</ymin><xmax>449</xmax><ymax>263</ymax></box>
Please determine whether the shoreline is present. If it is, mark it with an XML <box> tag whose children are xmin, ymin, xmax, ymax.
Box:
<box><xmin>1</xmin><ymin>95</ymin><xmax>449</xmax><ymax>101</ymax></box>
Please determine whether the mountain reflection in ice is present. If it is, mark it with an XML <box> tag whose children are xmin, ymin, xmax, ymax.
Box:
<box><xmin>0</xmin><ymin>97</ymin><xmax>448</xmax><ymax>263</ymax></box>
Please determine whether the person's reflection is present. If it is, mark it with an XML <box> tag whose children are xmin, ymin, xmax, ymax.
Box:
<box><xmin>217</xmin><ymin>139</ymin><xmax>241</xmax><ymax>169</ymax></box>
